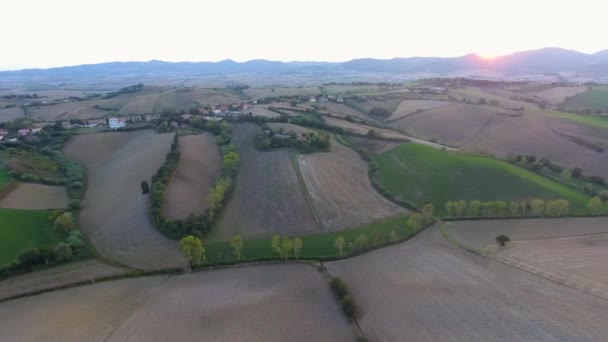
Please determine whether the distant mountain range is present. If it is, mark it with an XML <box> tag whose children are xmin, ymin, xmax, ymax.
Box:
<box><xmin>2</xmin><ymin>48</ymin><xmax>608</xmax><ymax>85</ymax></box>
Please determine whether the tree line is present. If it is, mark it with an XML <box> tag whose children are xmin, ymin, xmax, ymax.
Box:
<box><xmin>443</xmin><ymin>199</ymin><xmax>570</xmax><ymax>218</ymax></box>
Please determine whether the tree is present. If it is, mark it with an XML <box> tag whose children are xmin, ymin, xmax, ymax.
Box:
<box><xmin>368</xmin><ymin>107</ymin><xmax>391</xmax><ymax>118</ymax></box>
<box><xmin>17</xmin><ymin>248</ymin><xmax>42</xmax><ymax>270</ymax></box>
<box><xmin>68</xmin><ymin>199</ymin><xmax>81</xmax><ymax>210</ymax></box>
<box><xmin>445</xmin><ymin>201</ymin><xmax>455</xmax><ymax>217</ymax></box>
<box><xmin>454</xmin><ymin>200</ymin><xmax>467</xmax><ymax>217</ymax></box>
<box><xmin>222</xmin><ymin>152</ymin><xmax>240</xmax><ymax>175</ymax></box>
<box><xmin>293</xmin><ymin>237</ymin><xmax>303</xmax><ymax>259</ymax></box>
<box><xmin>271</xmin><ymin>235</ymin><xmax>281</xmax><ymax>256</ymax></box>
<box><xmin>496</xmin><ymin>235</ymin><xmax>511</xmax><ymax>246</ymax></box>
<box><xmin>141</xmin><ymin>180</ymin><xmax>150</xmax><ymax>194</ymax></box>
<box><xmin>230</xmin><ymin>236</ymin><xmax>244</xmax><ymax>260</ymax></box>
<box><xmin>520</xmin><ymin>201</ymin><xmax>528</xmax><ymax>216</ymax></box>
<box><xmin>529</xmin><ymin>199</ymin><xmax>545</xmax><ymax>216</ymax></box>
<box><xmin>509</xmin><ymin>202</ymin><xmax>520</xmax><ymax>216</ymax></box>
<box><xmin>408</xmin><ymin>213</ymin><xmax>424</xmax><ymax>231</ymax></box>
<box><xmin>353</xmin><ymin>234</ymin><xmax>368</xmax><ymax>254</ymax></box>
<box><xmin>280</xmin><ymin>236</ymin><xmax>293</xmax><ymax>260</ymax></box>
<box><xmin>468</xmin><ymin>200</ymin><xmax>482</xmax><ymax>217</ymax></box>
<box><xmin>179</xmin><ymin>235</ymin><xmax>205</xmax><ymax>266</ymax></box>
<box><xmin>53</xmin><ymin>212</ymin><xmax>75</xmax><ymax>233</ymax></box>
<box><xmin>494</xmin><ymin>201</ymin><xmax>508</xmax><ymax>217</ymax></box>
<box><xmin>560</xmin><ymin>169</ymin><xmax>572</xmax><ymax>182</ymax></box>
<box><xmin>572</xmin><ymin>167</ymin><xmax>583</xmax><ymax>178</ymax></box>
<box><xmin>334</xmin><ymin>236</ymin><xmax>346</xmax><ymax>255</ymax></box>
<box><xmin>422</xmin><ymin>203</ymin><xmax>434</xmax><ymax>218</ymax></box>
<box><xmin>54</xmin><ymin>242</ymin><xmax>73</xmax><ymax>262</ymax></box>
<box><xmin>587</xmin><ymin>196</ymin><xmax>604</xmax><ymax>215</ymax></box>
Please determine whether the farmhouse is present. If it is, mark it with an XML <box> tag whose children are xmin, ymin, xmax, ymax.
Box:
<box><xmin>0</xmin><ymin>129</ymin><xmax>8</xmax><ymax>137</ymax></box>
<box><xmin>17</xmin><ymin>128</ymin><xmax>31</xmax><ymax>136</ymax></box>
<box><xmin>109</xmin><ymin>117</ymin><xmax>126</xmax><ymax>129</ymax></box>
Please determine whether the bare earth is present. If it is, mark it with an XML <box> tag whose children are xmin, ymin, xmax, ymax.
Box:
<box><xmin>0</xmin><ymin>107</ymin><xmax>24</xmax><ymax>122</ymax></box>
<box><xmin>323</xmin><ymin>116</ymin><xmax>407</xmax><ymax>140</ymax></box>
<box><xmin>298</xmin><ymin>138</ymin><xmax>404</xmax><ymax>231</ymax></box>
<box><xmin>326</xmin><ymin>226</ymin><xmax>608</xmax><ymax>341</ymax></box>
<box><xmin>163</xmin><ymin>133</ymin><xmax>220</xmax><ymax>220</ymax></box>
<box><xmin>0</xmin><ymin>183</ymin><xmax>68</xmax><ymax>209</ymax></box>
<box><xmin>390</xmin><ymin>99</ymin><xmax>450</xmax><ymax>120</ymax></box>
<box><xmin>63</xmin><ymin>131</ymin><xmax>187</xmax><ymax>270</ymax></box>
<box><xmin>529</xmin><ymin>86</ymin><xmax>587</xmax><ymax>105</ymax></box>
<box><xmin>247</xmin><ymin>105</ymin><xmax>281</xmax><ymax>118</ymax></box>
<box><xmin>214</xmin><ymin>123</ymin><xmax>318</xmax><ymax>240</ymax></box>
<box><xmin>0</xmin><ymin>264</ymin><xmax>355</xmax><ymax>342</ymax></box>
<box><xmin>0</xmin><ymin>259</ymin><xmax>130</xmax><ymax>301</ymax></box>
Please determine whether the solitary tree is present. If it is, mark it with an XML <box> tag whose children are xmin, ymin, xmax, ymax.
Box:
<box><xmin>293</xmin><ymin>237</ymin><xmax>303</xmax><ymax>259</ymax></box>
<box><xmin>230</xmin><ymin>236</ymin><xmax>244</xmax><ymax>260</ymax></box>
<box><xmin>179</xmin><ymin>235</ymin><xmax>205</xmax><ymax>266</ymax></box>
<box><xmin>496</xmin><ymin>235</ymin><xmax>511</xmax><ymax>247</ymax></box>
<box><xmin>54</xmin><ymin>242</ymin><xmax>73</xmax><ymax>262</ymax></box>
<box><xmin>141</xmin><ymin>180</ymin><xmax>150</xmax><ymax>194</ymax></box>
<box><xmin>271</xmin><ymin>235</ymin><xmax>281</xmax><ymax>256</ymax></box>
<box><xmin>334</xmin><ymin>236</ymin><xmax>346</xmax><ymax>255</ymax></box>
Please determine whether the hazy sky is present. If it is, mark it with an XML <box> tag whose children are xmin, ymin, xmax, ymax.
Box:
<box><xmin>1</xmin><ymin>0</ymin><xmax>605</xmax><ymax>70</ymax></box>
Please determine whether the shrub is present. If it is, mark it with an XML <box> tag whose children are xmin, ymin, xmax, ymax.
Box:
<box><xmin>496</xmin><ymin>235</ymin><xmax>511</xmax><ymax>246</ymax></box>
<box><xmin>54</xmin><ymin>242</ymin><xmax>73</xmax><ymax>262</ymax></box>
<box><xmin>68</xmin><ymin>199</ymin><xmax>81</xmax><ymax>210</ymax></box>
<box><xmin>330</xmin><ymin>277</ymin><xmax>349</xmax><ymax>300</ymax></box>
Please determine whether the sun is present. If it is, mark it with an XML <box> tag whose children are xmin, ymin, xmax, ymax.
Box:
<box><xmin>477</xmin><ymin>53</ymin><xmax>497</xmax><ymax>60</ymax></box>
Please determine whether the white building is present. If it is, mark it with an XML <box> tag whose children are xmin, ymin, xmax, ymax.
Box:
<box><xmin>109</xmin><ymin>117</ymin><xmax>126</xmax><ymax>129</ymax></box>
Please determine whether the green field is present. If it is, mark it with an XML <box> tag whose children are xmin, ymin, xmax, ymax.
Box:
<box><xmin>0</xmin><ymin>209</ymin><xmax>64</xmax><ymax>265</ymax></box>
<box><xmin>375</xmin><ymin>144</ymin><xmax>590</xmax><ymax>216</ymax></box>
<box><xmin>547</xmin><ymin>110</ymin><xmax>608</xmax><ymax>129</ymax></box>
<box><xmin>0</xmin><ymin>167</ymin><xmax>9</xmax><ymax>188</ymax></box>
<box><xmin>204</xmin><ymin>214</ymin><xmax>414</xmax><ymax>264</ymax></box>
<box><xmin>563</xmin><ymin>87</ymin><xmax>608</xmax><ymax>112</ymax></box>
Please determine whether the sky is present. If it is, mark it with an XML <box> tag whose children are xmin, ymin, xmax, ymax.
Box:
<box><xmin>1</xmin><ymin>0</ymin><xmax>606</xmax><ymax>70</ymax></box>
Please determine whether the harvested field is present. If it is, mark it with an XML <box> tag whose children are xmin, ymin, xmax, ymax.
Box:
<box><xmin>163</xmin><ymin>134</ymin><xmax>220</xmax><ymax>220</ymax></box>
<box><xmin>63</xmin><ymin>131</ymin><xmax>187</xmax><ymax>270</ymax></box>
<box><xmin>563</xmin><ymin>87</ymin><xmax>608</xmax><ymax>111</ymax></box>
<box><xmin>347</xmin><ymin>136</ymin><xmax>400</xmax><ymax>154</ymax></box>
<box><xmin>323</xmin><ymin>116</ymin><xmax>407</xmax><ymax>140</ymax></box>
<box><xmin>247</xmin><ymin>105</ymin><xmax>281</xmax><ymax>118</ymax></box>
<box><xmin>0</xmin><ymin>259</ymin><xmax>131</xmax><ymax>301</ymax></box>
<box><xmin>326</xmin><ymin>226</ymin><xmax>608</xmax><ymax>341</ymax></box>
<box><xmin>547</xmin><ymin>116</ymin><xmax>608</xmax><ymax>146</ymax></box>
<box><xmin>528</xmin><ymin>86</ymin><xmax>587</xmax><ymax>104</ymax></box>
<box><xmin>267</xmin><ymin>122</ymin><xmax>313</xmax><ymax>134</ymax></box>
<box><xmin>28</xmin><ymin>101</ymin><xmax>107</xmax><ymax>120</ymax></box>
<box><xmin>0</xmin><ymin>107</ymin><xmax>24</xmax><ymax>122</ymax></box>
<box><xmin>298</xmin><ymin>138</ymin><xmax>404</xmax><ymax>231</ymax></box>
<box><xmin>319</xmin><ymin>102</ymin><xmax>370</xmax><ymax>119</ymax></box>
<box><xmin>390</xmin><ymin>103</ymin><xmax>497</xmax><ymax>146</ymax></box>
<box><xmin>0</xmin><ymin>183</ymin><xmax>67</xmax><ymax>210</ymax></box>
<box><xmin>0</xmin><ymin>264</ymin><xmax>355</xmax><ymax>342</ymax></box>
<box><xmin>214</xmin><ymin>123</ymin><xmax>318</xmax><ymax>240</ymax></box>
<box><xmin>244</xmin><ymin>87</ymin><xmax>320</xmax><ymax>99</ymax></box>
<box><xmin>389</xmin><ymin>99</ymin><xmax>450</xmax><ymax>120</ymax></box>
<box><xmin>447</xmin><ymin>217</ymin><xmax>608</xmax><ymax>249</ymax></box>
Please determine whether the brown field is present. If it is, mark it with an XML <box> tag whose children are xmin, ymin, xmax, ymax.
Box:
<box><xmin>298</xmin><ymin>138</ymin><xmax>404</xmax><ymax>231</ymax></box>
<box><xmin>326</xmin><ymin>226</ymin><xmax>608</xmax><ymax>341</ymax></box>
<box><xmin>318</xmin><ymin>102</ymin><xmax>371</xmax><ymax>120</ymax></box>
<box><xmin>323</xmin><ymin>116</ymin><xmax>407</xmax><ymax>140</ymax></box>
<box><xmin>244</xmin><ymin>87</ymin><xmax>320</xmax><ymax>99</ymax></box>
<box><xmin>247</xmin><ymin>105</ymin><xmax>281</xmax><ymax>118</ymax></box>
<box><xmin>347</xmin><ymin>136</ymin><xmax>400</xmax><ymax>154</ymax></box>
<box><xmin>528</xmin><ymin>86</ymin><xmax>587</xmax><ymax>104</ymax></box>
<box><xmin>213</xmin><ymin>123</ymin><xmax>318</xmax><ymax>240</ymax></box>
<box><xmin>0</xmin><ymin>183</ymin><xmax>67</xmax><ymax>210</ymax></box>
<box><xmin>63</xmin><ymin>131</ymin><xmax>187</xmax><ymax>270</ymax></box>
<box><xmin>0</xmin><ymin>107</ymin><xmax>24</xmax><ymax>122</ymax></box>
<box><xmin>267</xmin><ymin>122</ymin><xmax>314</xmax><ymax>134</ymax></box>
<box><xmin>0</xmin><ymin>259</ymin><xmax>130</xmax><ymax>301</ymax></box>
<box><xmin>390</xmin><ymin>103</ymin><xmax>497</xmax><ymax>146</ymax></box>
<box><xmin>28</xmin><ymin>101</ymin><xmax>107</xmax><ymax>120</ymax></box>
<box><xmin>0</xmin><ymin>264</ymin><xmax>355</xmax><ymax>341</ymax></box>
<box><xmin>5</xmin><ymin>159</ymin><xmax>63</xmax><ymax>182</ymax></box>
<box><xmin>389</xmin><ymin>99</ymin><xmax>450</xmax><ymax>120</ymax></box>
<box><xmin>547</xmin><ymin>115</ymin><xmax>608</xmax><ymax>146</ymax></box>
<box><xmin>163</xmin><ymin>134</ymin><xmax>220</xmax><ymax>220</ymax></box>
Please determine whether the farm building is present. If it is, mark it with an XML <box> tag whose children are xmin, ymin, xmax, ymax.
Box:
<box><xmin>0</xmin><ymin>129</ymin><xmax>8</xmax><ymax>137</ymax></box>
<box><xmin>17</xmin><ymin>128</ymin><xmax>31</xmax><ymax>136</ymax></box>
<box><xmin>109</xmin><ymin>117</ymin><xmax>126</xmax><ymax>130</ymax></box>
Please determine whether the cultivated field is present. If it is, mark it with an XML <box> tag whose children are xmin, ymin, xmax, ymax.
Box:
<box><xmin>0</xmin><ymin>183</ymin><xmax>67</xmax><ymax>210</ymax></box>
<box><xmin>214</xmin><ymin>123</ymin><xmax>318</xmax><ymax>240</ymax></box>
<box><xmin>244</xmin><ymin>87</ymin><xmax>320</xmax><ymax>99</ymax></box>
<box><xmin>390</xmin><ymin>103</ymin><xmax>497</xmax><ymax>146</ymax></box>
<box><xmin>0</xmin><ymin>208</ymin><xmax>62</xmax><ymax>265</ymax></box>
<box><xmin>267</xmin><ymin>122</ymin><xmax>313</xmax><ymax>134</ymax></box>
<box><xmin>0</xmin><ymin>264</ymin><xmax>355</xmax><ymax>341</ymax></box>
<box><xmin>528</xmin><ymin>86</ymin><xmax>587</xmax><ymax>104</ymax></box>
<box><xmin>326</xmin><ymin>226</ymin><xmax>608</xmax><ymax>341</ymax></box>
<box><xmin>323</xmin><ymin>116</ymin><xmax>407</xmax><ymax>140</ymax></box>
<box><xmin>63</xmin><ymin>131</ymin><xmax>187</xmax><ymax>270</ymax></box>
<box><xmin>0</xmin><ymin>259</ymin><xmax>130</xmax><ymax>301</ymax></box>
<box><xmin>28</xmin><ymin>101</ymin><xmax>107</xmax><ymax>120</ymax></box>
<box><xmin>0</xmin><ymin>107</ymin><xmax>24</xmax><ymax>122</ymax></box>
<box><xmin>563</xmin><ymin>86</ymin><xmax>608</xmax><ymax>111</ymax></box>
<box><xmin>298</xmin><ymin>138</ymin><xmax>404</xmax><ymax>231</ymax></box>
<box><xmin>375</xmin><ymin>143</ymin><xmax>590</xmax><ymax>215</ymax></box>
<box><xmin>347</xmin><ymin>136</ymin><xmax>399</xmax><ymax>154</ymax></box>
<box><xmin>247</xmin><ymin>105</ymin><xmax>281</xmax><ymax>118</ymax></box>
<box><xmin>318</xmin><ymin>102</ymin><xmax>370</xmax><ymax>119</ymax></box>
<box><xmin>389</xmin><ymin>99</ymin><xmax>449</xmax><ymax>120</ymax></box>
<box><xmin>163</xmin><ymin>133</ymin><xmax>220</xmax><ymax>220</ymax></box>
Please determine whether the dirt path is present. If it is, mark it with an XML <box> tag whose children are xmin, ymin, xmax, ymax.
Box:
<box><xmin>326</xmin><ymin>226</ymin><xmax>608</xmax><ymax>341</ymax></box>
